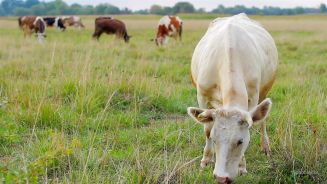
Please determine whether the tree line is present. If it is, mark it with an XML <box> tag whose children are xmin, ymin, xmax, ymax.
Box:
<box><xmin>1</xmin><ymin>0</ymin><xmax>327</xmax><ymax>16</ymax></box>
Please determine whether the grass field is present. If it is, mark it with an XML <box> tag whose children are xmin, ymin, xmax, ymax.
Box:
<box><xmin>0</xmin><ymin>14</ymin><xmax>327</xmax><ymax>183</ymax></box>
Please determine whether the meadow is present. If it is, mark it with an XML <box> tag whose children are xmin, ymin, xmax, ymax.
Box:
<box><xmin>0</xmin><ymin>14</ymin><xmax>326</xmax><ymax>183</ymax></box>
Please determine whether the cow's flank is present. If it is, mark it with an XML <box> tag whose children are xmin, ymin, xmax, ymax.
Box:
<box><xmin>43</xmin><ymin>17</ymin><xmax>66</xmax><ymax>31</ymax></box>
<box><xmin>92</xmin><ymin>18</ymin><xmax>131</xmax><ymax>43</ymax></box>
<box><xmin>62</xmin><ymin>16</ymin><xmax>84</xmax><ymax>29</ymax></box>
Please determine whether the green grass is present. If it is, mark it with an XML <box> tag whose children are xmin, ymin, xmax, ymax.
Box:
<box><xmin>0</xmin><ymin>15</ymin><xmax>326</xmax><ymax>183</ymax></box>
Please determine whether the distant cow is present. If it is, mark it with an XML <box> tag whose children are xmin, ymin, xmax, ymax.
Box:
<box><xmin>43</xmin><ymin>17</ymin><xmax>66</xmax><ymax>31</ymax></box>
<box><xmin>154</xmin><ymin>15</ymin><xmax>182</xmax><ymax>46</ymax></box>
<box><xmin>92</xmin><ymin>17</ymin><xmax>131</xmax><ymax>43</ymax></box>
<box><xmin>188</xmin><ymin>13</ymin><xmax>278</xmax><ymax>183</ymax></box>
<box><xmin>18</xmin><ymin>16</ymin><xmax>46</xmax><ymax>43</ymax></box>
<box><xmin>62</xmin><ymin>16</ymin><xmax>85</xmax><ymax>29</ymax></box>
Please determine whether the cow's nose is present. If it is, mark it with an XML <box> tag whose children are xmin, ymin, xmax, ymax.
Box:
<box><xmin>214</xmin><ymin>175</ymin><xmax>232</xmax><ymax>184</ymax></box>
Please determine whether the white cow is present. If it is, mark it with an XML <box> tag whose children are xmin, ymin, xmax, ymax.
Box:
<box><xmin>188</xmin><ymin>13</ymin><xmax>278</xmax><ymax>183</ymax></box>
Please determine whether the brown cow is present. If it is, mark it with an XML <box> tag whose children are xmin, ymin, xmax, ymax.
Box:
<box><xmin>18</xmin><ymin>16</ymin><xmax>46</xmax><ymax>43</ymax></box>
<box><xmin>92</xmin><ymin>17</ymin><xmax>131</xmax><ymax>43</ymax></box>
<box><xmin>154</xmin><ymin>15</ymin><xmax>183</xmax><ymax>46</ymax></box>
<box><xmin>62</xmin><ymin>16</ymin><xmax>85</xmax><ymax>29</ymax></box>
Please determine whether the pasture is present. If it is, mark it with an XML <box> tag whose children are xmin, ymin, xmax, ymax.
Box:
<box><xmin>0</xmin><ymin>14</ymin><xmax>326</xmax><ymax>183</ymax></box>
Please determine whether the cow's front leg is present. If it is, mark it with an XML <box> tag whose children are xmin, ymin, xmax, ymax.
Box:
<box><xmin>261</xmin><ymin>121</ymin><xmax>271</xmax><ymax>156</ymax></box>
<box><xmin>201</xmin><ymin>124</ymin><xmax>214</xmax><ymax>168</ymax></box>
<box><xmin>238</xmin><ymin>155</ymin><xmax>247</xmax><ymax>175</ymax></box>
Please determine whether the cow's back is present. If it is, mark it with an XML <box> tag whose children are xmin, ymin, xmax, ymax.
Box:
<box><xmin>191</xmin><ymin>13</ymin><xmax>278</xmax><ymax>108</ymax></box>
<box><xmin>19</xmin><ymin>16</ymin><xmax>37</xmax><ymax>28</ymax></box>
<box><xmin>96</xmin><ymin>19</ymin><xmax>126</xmax><ymax>34</ymax></box>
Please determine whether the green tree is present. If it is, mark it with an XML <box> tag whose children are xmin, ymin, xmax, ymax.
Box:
<box><xmin>320</xmin><ymin>3</ymin><xmax>326</xmax><ymax>12</ymax></box>
<box><xmin>24</xmin><ymin>0</ymin><xmax>39</xmax><ymax>8</ymax></box>
<box><xmin>30</xmin><ymin>4</ymin><xmax>46</xmax><ymax>15</ymax></box>
<box><xmin>104</xmin><ymin>5</ymin><xmax>120</xmax><ymax>14</ymax></box>
<box><xmin>80</xmin><ymin>5</ymin><xmax>94</xmax><ymax>15</ymax></box>
<box><xmin>95</xmin><ymin>3</ymin><xmax>108</xmax><ymax>14</ymax></box>
<box><xmin>173</xmin><ymin>2</ymin><xmax>195</xmax><ymax>13</ymax></box>
<box><xmin>163</xmin><ymin>7</ymin><xmax>173</xmax><ymax>14</ymax></box>
<box><xmin>197</xmin><ymin>8</ymin><xmax>206</xmax><ymax>13</ymax></box>
<box><xmin>14</xmin><ymin>7</ymin><xmax>32</xmax><ymax>16</ymax></box>
<box><xmin>69</xmin><ymin>3</ymin><xmax>82</xmax><ymax>14</ymax></box>
<box><xmin>121</xmin><ymin>7</ymin><xmax>132</xmax><ymax>14</ymax></box>
<box><xmin>0</xmin><ymin>6</ymin><xmax>4</xmax><ymax>15</ymax></box>
<box><xmin>149</xmin><ymin>5</ymin><xmax>163</xmax><ymax>14</ymax></box>
<box><xmin>1</xmin><ymin>0</ymin><xmax>24</xmax><ymax>15</ymax></box>
<box><xmin>294</xmin><ymin>7</ymin><xmax>305</xmax><ymax>14</ymax></box>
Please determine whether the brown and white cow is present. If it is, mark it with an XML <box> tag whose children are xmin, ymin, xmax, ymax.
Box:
<box><xmin>18</xmin><ymin>16</ymin><xmax>46</xmax><ymax>43</ymax></box>
<box><xmin>154</xmin><ymin>15</ymin><xmax>182</xmax><ymax>46</ymax></box>
<box><xmin>188</xmin><ymin>13</ymin><xmax>278</xmax><ymax>183</ymax></box>
<box><xmin>92</xmin><ymin>17</ymin><xmax>131</xmax><ymax>43</ymax></box>
<box><xmin>62</xmin><ymin>16</ymin><xmax>85</xmax><ymax>29</ymax></box>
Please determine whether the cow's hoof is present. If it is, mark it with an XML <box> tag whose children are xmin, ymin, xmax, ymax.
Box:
<box><xmin>262</xmin><ymin>145</ymin><xmax>271</xmax><ymax>157</ymax></box>
<box><xmin>200</xmin><ymin>158</ymin><xmax>213</xmax><ymax>168</ymax></box>
<box><xmin>239</xmin><ymin>167</ymin><xmax>248</xmax><ymax>175</ymax></box>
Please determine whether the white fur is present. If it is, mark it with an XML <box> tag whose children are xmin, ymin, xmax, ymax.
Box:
<box><xmin>157</xmin><ymin>15</ymin><xmax>182</xmax><ymax>43</ymax></box>
<box><xmin>37</xmin><ymin>33</ymin><xmax>44</xmax><ymax>43</ymax></box>
<box><xmin>158</xmin><ymin>15</ymin><xmax>171</xmax><ymax>27</ymax></box>
<box><xmin>33</xmin><ymin>16</ymin><xmax>43</xmax><ymax>26</ymax></box>
<box><xmin>54</xmin><ymin>17</ymin><xmax>59</xmax><ymax>27</ymax></box>
<box><xmin>73</xmin><ymin>16</ymin><xmax>80</xmax><ymax>22</ymax></box>
<box><xmin>189</xmin><ymin>13</ymin><xmax>278</xmax><ymax>181</ymax></box>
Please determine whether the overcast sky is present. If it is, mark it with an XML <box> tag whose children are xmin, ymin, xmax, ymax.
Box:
<box><xmin>53</xmin><ymin>0</ymin><xmax>327</xmax><ymax>11</ymax></box>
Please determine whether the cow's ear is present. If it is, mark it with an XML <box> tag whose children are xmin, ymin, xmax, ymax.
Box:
<box><xmin>250</xmin><ymin>98</ymin><xmax>272</xmax><ymax>124</ymax></box>
<box><xmin>187</xmin><ymin>107</ymin><xmax>214</xmax><ymax>124</ymax></box>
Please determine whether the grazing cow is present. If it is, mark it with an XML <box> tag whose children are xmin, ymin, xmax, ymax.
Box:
<box><xmin>187</xmin><ymin>13</ymin><xmax>278</xmax><ymax>183</ymax></box>
<box><xmin>18</xmin><ymin>16</ymin><xmax>46</xmax><ymax>43</ymax></box>
<box><xmin>62</xmin><ymin>16</ymin><xmax>85</xmax><ymax>29</ymax></box>
<box><xmin>92</xmin><ymin>17</ymin><xmax>131</xmax><ymax>43</ymax></box>
<box><xmin>154</xmin><ymin>15</ymin><xmax>182</xmax><ymax>46</ymax></box>
<box><xmin>43</xmin><ymin>17</ymin><xmax>66</xmax><ymax>31</ymax></box>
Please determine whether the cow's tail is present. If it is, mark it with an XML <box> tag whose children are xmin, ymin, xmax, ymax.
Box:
<box><xmin>179</xmin><ymin>22</ymin><xmax>183</xmax><ymax>41</ymax></box>
<box><xmin>18</xmin><ymin>17</ymin><xmax>23</xmax><ymax>28</ymax></box>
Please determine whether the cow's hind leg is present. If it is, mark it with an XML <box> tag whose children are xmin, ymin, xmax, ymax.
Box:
<box><xmin>261</xmin><ymin>122</ymin><xmax>271</xmax><ymax>156</ymax></box>
<box><xmin>259</xmin><ymin>91</ymin><xmax>273</xmax><ymax>156</ymax></box>
<box><xmin>239</xmin><ymin>155</ymin><xmax>247</xmax><ymax>175</ymax></box>
<box><xmin>198</xmin><ymin>94</ymin><xmax>214</xmax><ymax>168</ymax></box>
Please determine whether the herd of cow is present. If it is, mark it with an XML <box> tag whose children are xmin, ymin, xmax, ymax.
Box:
<box><xmin>17</xmin><ymin>15</ymin><xmax>183</xmax><ymax>45</ymax></box>
<box><xmin>16</xmin><ymin>13</ymin><xmax>278</xmax><ymax>184</ymax></box>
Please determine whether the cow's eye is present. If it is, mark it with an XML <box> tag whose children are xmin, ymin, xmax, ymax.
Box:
<box><xmin>237</xmin><ymin>139</ymin><xmax>243</xmax><ymax>146</ymax></box>
<box><xmin>239</xmin><ymin>120</ymin><xmax>247</xmax><ymax>125</ymax></box>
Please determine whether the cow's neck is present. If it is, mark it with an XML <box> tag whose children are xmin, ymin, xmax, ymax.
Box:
<box><xmin>219</xmin><ymin>65</ymin><xmax>248</xmax><ymax>111</ymax></box>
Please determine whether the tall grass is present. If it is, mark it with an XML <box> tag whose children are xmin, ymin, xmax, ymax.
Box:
<box><xmin>0</xmin><ymin>15</ymin><xmax>326</xmax><ymax>183</ymax></box>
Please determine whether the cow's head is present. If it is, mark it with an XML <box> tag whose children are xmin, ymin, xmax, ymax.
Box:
<box><xmin>124</xmin><ymin>34</ymin><xmax>131</xmax><ymax>43</ymax></box>
<box><xmin>154</xmin><ymin>36</ymin><xmax>167</xmax><ymax>46</ymax></box>
<box><xmin>34</xmin><ymin>17</ymin><xmax>46</xmax><ymax>43</ymax></box>
<box><xmin>187</xmin><ymin>98</ymin><xmax>272</xmax><ymax>183</ymax></box>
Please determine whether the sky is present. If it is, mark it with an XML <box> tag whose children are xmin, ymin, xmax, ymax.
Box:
<box><xmin>52</xmin><ymin>0</ymin><xmax>327</xmax><ymax>11</ymax></box>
